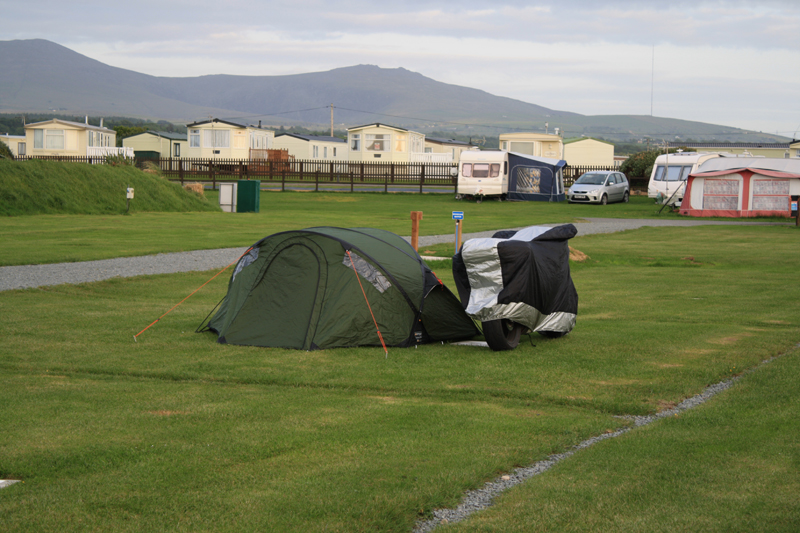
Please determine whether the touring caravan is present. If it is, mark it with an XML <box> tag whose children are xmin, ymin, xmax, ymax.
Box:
<box><xmin>457</xmin><ymin>150</ymin><xmax>509</xmax><ymax>200</ymax></box>
<box><xmin>647</xmin><ymin>152</ymin><xmax>730</xmax><ymax>205</ymax></box>
<box><xmin>457</xmin><ymin>150</ymin><xmax>567</xmax><ymax>202</ymax></box>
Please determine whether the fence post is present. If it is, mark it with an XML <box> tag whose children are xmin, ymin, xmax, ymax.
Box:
<box><xmin>315</xmin><ymin>169</ymin><xmax>319</xmax><ymax>192</ymax></box>
<box><xmin>281</xmin><ymin>164</ymin><xmax>286</xmax><ymax>191</ymax></box>
<box><xmin>350</xmin><ymin>168</ymin><xmax>354</xmax><ymax>193</ymax></box>
<box><xmin>299</xmin><ymin>161</ymin><xmax>304</xmax><ymax>181</ymax></box>
<box><xmin>419</xmin><ymin>164</ymin><xmax>425</xmax><ymax>194</ymax></box>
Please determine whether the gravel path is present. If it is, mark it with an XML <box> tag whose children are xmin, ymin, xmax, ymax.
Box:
<box><xmin>0</xmin><ymin>218</ymin><xmax>783</xmax><ymax>292</ymax></box>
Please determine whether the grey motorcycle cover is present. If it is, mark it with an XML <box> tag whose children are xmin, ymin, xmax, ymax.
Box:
<box><xmin>452</xmin><ymin>224</ymin><xmax>578</xmax><ymax>335</ymax></box>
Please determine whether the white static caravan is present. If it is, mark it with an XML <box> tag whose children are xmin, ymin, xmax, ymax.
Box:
<box><xmin>647</xmin><ymin>152</ymin><xmax>730</xmax><ymax>204</ymax></box>
<box><xmin>457</xmin><ymin>150</ymin><xmax>509</xmax><ymax>199</ymax></box>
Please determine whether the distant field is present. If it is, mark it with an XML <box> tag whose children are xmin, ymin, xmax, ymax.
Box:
<box><xmin>1</xmin><ymin>191</ymin><xmax>789</xmax><ymax>266</ymax></box>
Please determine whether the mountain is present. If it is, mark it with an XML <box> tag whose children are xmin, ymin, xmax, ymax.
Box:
<box><xmin>0</xmin><ymin>39</ymin><xmax>789</xmax><ymax>143</ymax></box>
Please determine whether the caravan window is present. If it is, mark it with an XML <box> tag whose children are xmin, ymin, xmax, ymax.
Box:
<box><xmin>365</xmin><ymin>134</ymin><xmax>389</xmax><ymax>152</ymax></box>
<box><xmin>654</xmin><ymin>165</ymin><xmax>693</xmax><ymax>181</ymax></box>
<box><xmin>462</xmin><ymin>163</ymin><xmax>472</xmax><ymax>177</ymax></box>
<box><xmin>490</xmin><ymin>164</ymin><xmax>500</xmax><ymax>177</ymax></box>
<box><xmin>473</xmin><ymin>163</ymin><xmax>490</xmax><ymax>178</ymax></box>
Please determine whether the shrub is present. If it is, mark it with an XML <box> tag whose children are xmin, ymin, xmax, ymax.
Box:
<box><xmin>104</xmin><ymin>154</ymin><xmax>135</xmax><ymax>167</ymax></box>
<box><xmin>0</xmin><ymin>140</ymin><xmax>13</xmax><ymax>160</ymax></box>
<box><xmin>620</xmin><ymin>148</ymin><xmax>696</xmax><ymax>178</ymax></box>
<box><xmin>183</xmin><ymin>182</ymin><xmax>205</xmax><ymax>196</ymax></box>
<box><xmin>141</xmin><ymin>161</ymin><xmax>162</xmax><ymax>176</ymax></box>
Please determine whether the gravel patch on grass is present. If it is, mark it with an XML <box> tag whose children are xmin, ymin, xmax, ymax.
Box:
<box><xmin>0</xmin><ymin>219</ymin><xmax>781</xmax><ymax>292</ymax></box>
<box><xmin>0</xmin><ymin>248</ymin><xmax>248</xmax><ymax>292</ymax></box>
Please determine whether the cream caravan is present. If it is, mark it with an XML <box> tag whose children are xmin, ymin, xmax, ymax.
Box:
<box><xmin>457</xmin><ymin>150</ymin><xmax>509</xmax><ymax>199</ymax></box>
<box><xmin>647</xmin><ymin>152</ymin><xmax>729</xmax><ymax>205</ymax></box>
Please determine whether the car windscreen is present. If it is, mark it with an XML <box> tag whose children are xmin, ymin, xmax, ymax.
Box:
<box><xmin>575</xmin><ymin>173</ymin><xmax>607</xmax><ymax>185</ymax></box>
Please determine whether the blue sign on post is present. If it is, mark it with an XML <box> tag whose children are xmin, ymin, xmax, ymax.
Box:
<box><xmin>453</xmin><ymin>212</ymin><xmax>464</xmax><ymax>250</ymax></box>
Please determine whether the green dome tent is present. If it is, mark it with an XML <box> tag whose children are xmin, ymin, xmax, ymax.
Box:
<box><xmin>201</xmin><ymin>227</ymin><xmax>479</xmax><ymax>350</ymax></box>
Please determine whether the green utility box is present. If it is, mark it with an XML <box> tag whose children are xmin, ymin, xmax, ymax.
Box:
<box><xmin>236</xmin><ymin>180</ymin><xmax>260</xmax><ymax>213</ymax></box>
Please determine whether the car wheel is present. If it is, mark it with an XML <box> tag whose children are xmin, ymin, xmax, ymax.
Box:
<box><xmin>482</xmin><ymin>319</ymin><xmax>523</xmax><ymax>351</ymax></box>
<box><xmin>600</xmin><ymin>194</ymin><xmax>608</xmax><ymax>205</ymax></box>
<box><xmin>623</xmin><ymin>191</ymin><xmax>629</xmax><ymax>203</ymax></box>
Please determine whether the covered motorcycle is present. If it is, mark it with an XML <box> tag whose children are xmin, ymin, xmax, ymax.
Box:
<box><xmin>452</xmin><ymin>224</ymin><xmax>578</xmax><ymax>351</ymax></box>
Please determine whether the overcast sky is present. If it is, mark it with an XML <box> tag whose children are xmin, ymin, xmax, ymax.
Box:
<box><xmin>3</xmin><ymin>0</ymin><xmax>799</xmax><ymax>137</ymax></box>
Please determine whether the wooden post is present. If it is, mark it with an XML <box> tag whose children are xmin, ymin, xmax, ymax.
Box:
<box><xmin>793</xmin><ymin>196</ymin><xmax>800</xmax><ymax>227</ymax></box>
<box><xmin>350</xmin><ymin>169</ymin><xmax>354</xmax><ymax>192</ymax></box>
<box><xmin>410</xmin><ymin>211</ymin><xmax>423</xmax><ymax>251</ymax></box>
<box><xmin>299</xmin><ymin>161</ymin><xmax>304</xmax><ymax>181</ymax></box>
<box><xmin>419</xmin><ymin>164</ymin><xmax>425</xmax><ymax>194</ymax></box>
<box><xmin>456</xmin><ymin>219</ymin><xmax>463</xmax><ymax>250</ymax></box>
<box><xmin>315</xmin><ymin>169</ymin><xmax>319</xmax><ymax>192</ymax></box>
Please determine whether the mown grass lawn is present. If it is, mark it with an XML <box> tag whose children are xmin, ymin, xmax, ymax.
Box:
<box><xmin>1</xmin><ymin>225</ymin><xmax>799</xmax><ymax>532</ymax></box>
<box><xmin>448</xmin><ymin>348</ymin><xmax>800</xmax><ymax>533</ymax></box>
<box><xmin>2</xmin><ymin>192</ymin><xmax>786</xmax><ymax>266</ymax></box>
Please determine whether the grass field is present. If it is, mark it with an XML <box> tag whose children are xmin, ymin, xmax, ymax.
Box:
<box><xmin>2</xmin><ymin>223</ymin><xmax>799</xmax><ymax>532</ymax></box>
<box><xmin>0</xmin><ymin>192</ymin><xmax>789</xmax><ymax>267</ymax></box>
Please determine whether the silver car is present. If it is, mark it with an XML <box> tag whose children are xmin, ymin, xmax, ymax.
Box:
<box><xmin>567</xmin><ymin>171</ymin><xmax>630</xmax><ymax>205</ymax></box>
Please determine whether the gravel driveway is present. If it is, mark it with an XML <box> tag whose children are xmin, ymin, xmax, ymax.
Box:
<box><xmin>0</xmin><ymin>218</ymin><xmax>784</xmax><ymax>292</ymax></box>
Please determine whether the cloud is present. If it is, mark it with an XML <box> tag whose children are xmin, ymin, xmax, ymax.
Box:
<box><xmin>1</xmin><ymin>0</ymin><xmax>798</xmax><ymax>133</ymax></box>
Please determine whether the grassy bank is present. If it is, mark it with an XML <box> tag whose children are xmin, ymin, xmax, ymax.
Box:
<box><xmin>0</xmin><ymin>159</ymin><xmax>219</xmax><ymax>216</ymax></box>
<box><xmin>1</xmin><ymin>225</ymin><xmax>798</xmax><ymax>531</ymax></box>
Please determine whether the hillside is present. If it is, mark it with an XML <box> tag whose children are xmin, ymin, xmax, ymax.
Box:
<box><xmin>0</xmin><ymin>39</ymin><xmax>789</xmax><ymax>143</ymax></box>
